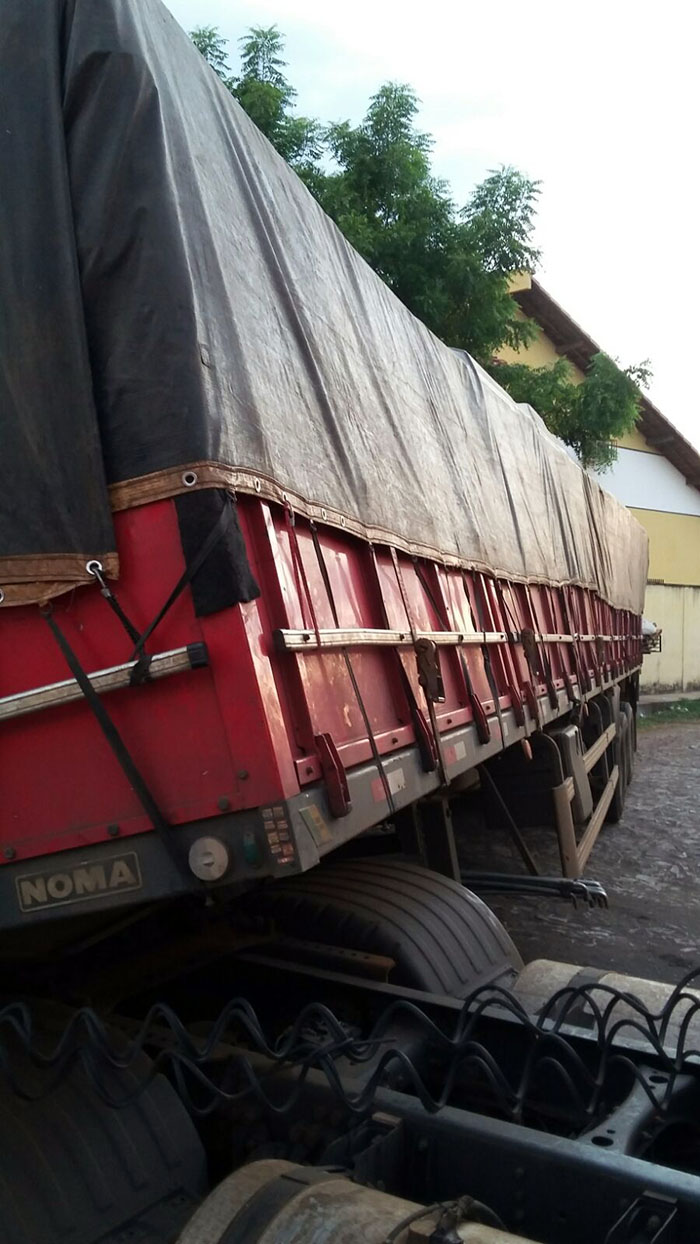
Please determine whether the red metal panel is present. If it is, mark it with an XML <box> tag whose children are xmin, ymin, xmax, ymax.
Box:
<box><xmin>0</xmin><ymin>490</ymin><xmax>643</xmax><ymax>870</ymax></box>
<box><xmin>0</xmin><ymin>499</ymin><xmax>297</xmax><ymax>864</ymax></box>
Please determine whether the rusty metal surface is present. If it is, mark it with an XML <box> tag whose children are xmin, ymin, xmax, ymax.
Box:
<box><xmin>176</xmin><ymin>1160</ymin><xmax>536</xmax><ymax>1243</ymax></box>
<box><xmin>461</xmin><ymin>723</ymin><xmax>700</xmax><ymax>983</ymax></box>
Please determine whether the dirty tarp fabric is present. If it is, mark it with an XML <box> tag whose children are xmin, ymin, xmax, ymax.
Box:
<box><xmin>0</xmin><ymin>0</ymin><xmax>648</xmax><ymax>613</ymax></box>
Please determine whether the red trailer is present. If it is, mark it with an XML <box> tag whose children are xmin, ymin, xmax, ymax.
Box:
<box><xmin>0</xmin><ymin>0</ymin><xmax>646</xmax><ymax>936</ymax></box>
<box><xmin>1</xmin><ymin>8</ymin><xmax>676</xmax><ymax>1244</ymax></box>
<box><xmin>0</xmin><ymin>485</ymin><xmax>642</xmax><ymax>932</ymax></box>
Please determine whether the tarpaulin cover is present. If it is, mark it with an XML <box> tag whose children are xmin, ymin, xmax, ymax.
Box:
<box><xmin>0</xmin><ymin>0</ymin><xmax>648</xmax><ymax>613</ymax></box>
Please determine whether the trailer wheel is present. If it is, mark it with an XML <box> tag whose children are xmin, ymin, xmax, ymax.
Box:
<box><xmin>248</xmin><ymin>856</ymin><xmax>522</xmax><ymax>997</ymax></box>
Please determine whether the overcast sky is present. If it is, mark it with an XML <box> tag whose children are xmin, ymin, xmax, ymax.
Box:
<box><xmin>165</xmin><ymin>0</ymin><xmax>699</xmax><ymax>449</ymax></box>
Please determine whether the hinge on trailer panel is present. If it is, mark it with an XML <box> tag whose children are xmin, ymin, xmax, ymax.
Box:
<box><xmin>541</xmin><ymin>656</ymin><xmax>560</xmax><ymax>710</ymax></box>
<box><xmin>561</xmin><ymin>665</ymin><xmax>578</xmax><ymax>708</ymax></box>
<box><xmin>596</xmin><ymin>634</ymin><xmax>606</xmax><ymax>672</ymax></box>
<box><xmin>545</xmin><ymin>674</ymin><xmax>559</xmax><ymax>710</ymax></box>
<box><xmin>412</xmin><ymin>705</ymin><xmax>440</xmax><ymax>772</ymax></box>
<box><xmin>521</xmin><ymin>627</ymin><xmax>538</xmax><ymax>668</ymax></box>
<box><xmin>522</xmin><ymin>679</ymin><xmax>541</xmax><ymax>727</ymax></box>
<box><xmin>314</xmin><ymin>732</ymin><xmax>351</xmax><ymax>818</ymax></box>
<box><xmin>604</xmin><ymin>1192</ymin><xmax>677</xmax><ymax>1243</ymax></box>
<box><xmin>369</xmin><ymin>546</ymin><xmax>438</xmax><ymax>776</ymax></box>
<box><xmin>414</xmin><ymin>638</ymin><xmax>445</xmax><ymax>704</ymax></box>
<box><xmin>412</xmin><ymin>558</ymin><xmax>491</xmax><ymax>748</ymax></box>
<box><xmin>519</xmin><ymin>625</ymin><xmax>542</xmax><ymax>723</ymax></box>
<box><xmin>517</xmin><ymin>631</ymin><xmax>539</xmax><ymax>726</ymax></box>
<box><xmin>457</xmin><ymin>653</ymin><xmax>491</xmax><ymax>745</ymax></box>
<box><xmin>521</xmin><ymin>627</ymin><xmax>557</xmax><ymax>712</ymax></box>
<box><xmin>507</xmin><ymin>679</ymin><xmax>526</xmax><ymax>727</ymax></box>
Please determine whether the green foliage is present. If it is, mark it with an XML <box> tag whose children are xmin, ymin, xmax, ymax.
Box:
<box><xmin>638</xmin><ymin>700</ymin><xmax>700</xmax><ymax>728</ymax></box>
<box><xmin>318</xmin><ymin>83</ymin><xmax>540</xmax><ymax>358</ymax></box>
<box><xmin>189</xmin><ymin>26</ymin><xmax>232</xmax><ymax>86</ymax></box>
<box><xmin>462</xmin><ymin>167</ymin><xmax>541</xmax><ymax>274</ymax></box>
<box><xmin>492</xmin><ymin>353</ymin><xmax>651</xmax><ymax>470</ymax></box>
<box><xmin>238</xmin><ymin>25</ymin><xmax>289</xmax><ymax>91</ymax></box>
<box><xmin>190</xmin><ymin>24</ymin><xmax>322</xmax><ymax>179</ymax></box>
<box><xmin>189</xmin><ymin>23</ymin><xmax>651</xmax><ymax>465</ymax></box>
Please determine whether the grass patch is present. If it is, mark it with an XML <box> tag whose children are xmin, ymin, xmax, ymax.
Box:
<box><xmin>639</xmin><ymin>699</ymin><xmax>700</xmax><ymax>727</ymax></box>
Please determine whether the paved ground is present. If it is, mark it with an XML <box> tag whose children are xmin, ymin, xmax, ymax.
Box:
<box><xmin>457</xmin><ymin>723</ymin><xmax>700</xmax><ymax>985</ymax></box>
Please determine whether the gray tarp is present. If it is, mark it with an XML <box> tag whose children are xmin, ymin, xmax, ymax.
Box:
<box><xmin>0</xmin><ymin>0</ymin><xmax>648</xmax><ymax>612</ymax></box>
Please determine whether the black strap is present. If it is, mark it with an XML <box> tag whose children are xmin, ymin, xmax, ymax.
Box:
<box><xmin>131</xmin><ymin>499</ymin><xmax>235</xmax><ymax>659</ymax></box>
<box><xmin>43</xmin><ymin>611</ymin><xmax>189</xmax><ymax>881</ymax></box>
<box><xmin>219</xmin><ymin>1167</ymin><xmax>338</xmax><ymax>1243</ymax></box>
<box><xmin>477</xmin><ymin>761</ymin><xmax>539</xmax><ymax>876</ymax></box>
<box><xmin>100</xmin><ymin>587</ymin><xmax>142</xmax><ymax>646</ymax></box>
<box><xmin>88</xmin><ymin>499</ymin><xmax>235</xmax><ymax>680</ymax></box>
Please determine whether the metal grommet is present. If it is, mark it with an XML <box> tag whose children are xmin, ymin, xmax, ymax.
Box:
<box><xmin>181</xmin><ymin>470</ymin><xmax>198</xmax><ymax>488</ymax></box>
<box><xmin>340</xmin><ymin>517</ymin><xmax>346</xmax><ymax>528</ymax></box>
<box><xmin>321</xmin><ymin>508</ymin><xmax>327</xmax><ymax>520</ymax></box>
<box><xmin>253</xmin><ymin>478</ymin><xmax>262</xmax><ymax>493</ymax></box>
<box><xmin>282</xmin><ymin>491</ymin><xmax>289</xmax><ymax>503</ymax></box>
<box><xmin>0</xmin><ymin>588</ymin><xmax>5</xmax><ymax>604</ymax></box>
<box><xmin>86</xmin><ymin>560</ymin><xmax>103</xmax><ymax>576</ymax></box>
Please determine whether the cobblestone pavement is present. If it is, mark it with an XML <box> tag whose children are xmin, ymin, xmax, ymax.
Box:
<box><xmin>457</xmin><ymin>724</ymin><xmax>700</xmax><ymax>985</ymax></box>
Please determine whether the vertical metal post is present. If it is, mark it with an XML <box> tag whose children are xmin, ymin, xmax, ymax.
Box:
<box><xmin>551</xmin><ymin>782</ymin><xmax>580</xmax><ymax>879</ymax></box>
<box><xmin>394</xmin><ymin>804</ymin><xmax>422</xmax><ymax>857</ymax></box>
<box><xmin>417</xmin><ymin>797</ymin><xmax>461</xmax><ymax>882</ymax></box>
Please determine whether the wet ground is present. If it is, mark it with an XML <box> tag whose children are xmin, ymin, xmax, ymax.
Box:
<box><xmin>457</xmin><ymin>723</ymin><xmax>700</xmax><ymax>985</ymax></box>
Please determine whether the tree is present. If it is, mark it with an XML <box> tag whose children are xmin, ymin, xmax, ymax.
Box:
<box><xmin>491</xmin><ymin>353</ymin><xmax>651</xmax><ymax>470</ymax></box>
<box><xmin>189</xmin><ymin>26</ymin><xmax>232</xmax><ymax>87</ymax></box>
<box><xmin>318</xmin><ymin>84</ymin><xmax>539</xmax><ymax>359</ymax></box>
<box><xmin>190</xmin><ymin>24</ymin><xmax>322</xmax><ymax>181</ymax></box>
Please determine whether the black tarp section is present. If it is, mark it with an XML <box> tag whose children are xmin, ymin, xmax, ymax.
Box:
<box><xmin>0</xmin><ymin>0</ymin><xmax>648</xmax><ymax>611</ymax></box>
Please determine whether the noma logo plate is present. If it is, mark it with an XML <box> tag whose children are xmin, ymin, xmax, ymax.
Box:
<box><xmin>16</xmin><ymin>852</ymin><xmax>142</xmax><ymax>913</ymax></box>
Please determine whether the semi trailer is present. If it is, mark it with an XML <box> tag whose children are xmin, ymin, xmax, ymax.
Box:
<box><xmin>3</xmin><ymin>4</ymin><xmax>697</xmax><ymax>1243</ymax></box>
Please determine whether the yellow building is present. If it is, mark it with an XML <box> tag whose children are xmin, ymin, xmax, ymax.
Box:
<box><xmin>499</xmin><ymin>275</ymin><xmax>700</xmax><ymax>693</ymax></box>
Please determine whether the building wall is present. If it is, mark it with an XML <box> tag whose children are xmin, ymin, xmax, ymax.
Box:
<box><xmin>593</xmin><ymin>448</ymin><xmax>700</xmax><ymax>590</ymax></box>
<box><xmin>496</xmin><ymin>311</ymin><xmax>586</xmax><ymax>380</ymax></box>
<box><xmin>617</xmin><ymin>425</ymin><xmax>660</xmax><ymax>454</ymax></box>
<box><xmin>641</xmin><ymin>583</ymin><xmax>700</xmax><ymax>692</ymax></box>
<box><xmin>597</xmin><ymin>451</ymin><xmax>700</xmax><ymax>690</ymax></box>
<box><xmin>595</xmin><ymin>448</ymin><xmax>700</xmax><ymax>526</ymax></box>
<box><xmin>629</xmin><ymin>511</ymin><xmax>700</xmax><ymax>587</ymax></box>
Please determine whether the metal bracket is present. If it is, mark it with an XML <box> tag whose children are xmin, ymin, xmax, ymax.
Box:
<box><xmin>507</xmin><ymin>679</ymin><xmax>526</xmax><ymax>727</ymax></box>
<box><xmin>0</xmin><ymin>644</ymin><xmax>209</xmax><ymax>724</ymax></box>
<box><xmin>523</xmin><ymin>679</ymin><xmax>541</xmax><ymax>727</ymax></box>
<box><xmin>414</xmin><ymin>638</ymin><xmax>445</xmax><ymax>704</ymax></box>
<box><xmin>313</xmin><ymin>732</ymin><xmax>351</xmax><ymax>818</ymax></box>
<box><xmin>412</xmin><ymin>705</ymin><xmax>439</xmax><ymax>773</ymax></box>
<box><xmin>596</xmin><ymin>634</ymin><xmax>606</xmax><ymax>667</ymax></box>
<box><xmin>604</xmin><ymin>1192</ymin><xmax>678</xmax><ymax>1242</ymax></box>
<box><xmin>521</xmin><ymin>626</ymin><xmax>539</xmax><ymax>671</ymax></box>
<box><xmin>521</xmin><ymin>626</ymin><xmax>558</xmax><ymax>711</ymax></box>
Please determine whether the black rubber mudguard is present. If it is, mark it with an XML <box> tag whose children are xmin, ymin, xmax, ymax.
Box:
<box><xmin>250</xmin><ymin>856</ymin><xmax>522</xmax><ymax>997</ymax></box>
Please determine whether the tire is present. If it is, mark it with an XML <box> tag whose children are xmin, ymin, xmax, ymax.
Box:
<box><xmin>249</xmin><ymin>856</ymin><xmax>522</xmax><ymax>998</ymax></box>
